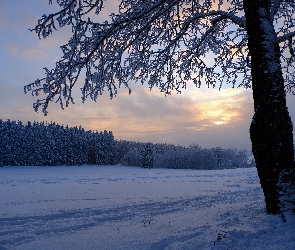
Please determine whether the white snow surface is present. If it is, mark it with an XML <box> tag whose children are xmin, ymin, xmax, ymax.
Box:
<box><xmin>0</xmin><ymin>165</ymin><xmax>295</xmax><ymax>250</ymax></box>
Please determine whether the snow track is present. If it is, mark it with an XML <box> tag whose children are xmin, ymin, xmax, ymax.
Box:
<box><xmin>0</xmin><ymin>166</ymin><xmax>295</xmax><ymax>249</ymax></box>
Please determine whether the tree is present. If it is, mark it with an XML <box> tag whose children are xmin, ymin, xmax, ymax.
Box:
<box><xmin>124</xmin><ymin>147</ymin><xmax>142</xmax><ymax>166</ymax></box>
<box><xmin>141</xmin><ymin>142</ymin><xmax>154</xmax><ymax>168</ymax></box>
<box><xmin>24</xmin><ymin>0</ymin><xmax>295</xmax><ymax>214</ymax></box>
<box><xmin>94</xmin><ymin>130</ymin><xmax>118</xmax><ymax>165</ymax></box>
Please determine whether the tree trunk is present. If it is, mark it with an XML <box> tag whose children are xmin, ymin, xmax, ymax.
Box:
<box><xmin>243</xmin><ymin>0</ymin><xmax>295</xmax><ymax>214</ymax></box>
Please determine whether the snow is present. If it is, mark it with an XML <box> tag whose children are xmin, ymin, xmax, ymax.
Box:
<box><xmin>0</xmin><ymin>165</ymin><xmax>295</xmax><ymax>250</ymax></box>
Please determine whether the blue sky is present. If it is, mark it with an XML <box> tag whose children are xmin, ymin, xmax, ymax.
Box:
<box><xmin>1</xmin><ymin>0</ymin><xmax>295</xmax><ymax>151</ymax></box>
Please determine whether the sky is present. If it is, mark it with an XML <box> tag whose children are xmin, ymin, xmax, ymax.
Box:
<box><xmin>1</xmin><ymin>1</ymin><xmax>295</xmax><ymax>152</ymax></box>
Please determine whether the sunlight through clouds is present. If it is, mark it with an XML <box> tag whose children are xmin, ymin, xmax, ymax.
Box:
<box><xmin>65</xmin><ymin>86</ymin><xmax>253</xmax><ymax>147</ymax></box>
<box><xmin>198</xmin><ymin>93</ymin><xmax>246</xmax><ymax>126</ymax></box>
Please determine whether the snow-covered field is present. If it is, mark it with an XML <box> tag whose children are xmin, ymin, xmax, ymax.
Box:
<box><xmin>0</xmin><ymin>165</ymin><xmax>295</xmax><ymax>250</ymax></box>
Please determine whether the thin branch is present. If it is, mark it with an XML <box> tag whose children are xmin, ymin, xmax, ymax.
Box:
<box><xmin>277</xmin><ymin>31</ymin><xmax>295</xmax><ymax>43</ymax></box>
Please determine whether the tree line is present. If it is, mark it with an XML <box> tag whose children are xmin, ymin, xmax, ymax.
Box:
<box><xmin>0</xmin><ymin>119</ymin><xmax>116</xmax><ymax>166</ymax></box>
<box><xmin>119</xmin><ymin>141</ymin><xmax>254</xmax><ymax>170</ymax></box>
<box><xmin>0</xmin><ymin>119</ymin><xmax>254</xmax><ymax>169</ymax></box>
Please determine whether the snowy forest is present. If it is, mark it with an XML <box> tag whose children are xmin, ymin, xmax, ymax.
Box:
<box><xmin>0</xmin><ymin>119</ymin><xmax>253</xmax><ymax>169</ymax></box>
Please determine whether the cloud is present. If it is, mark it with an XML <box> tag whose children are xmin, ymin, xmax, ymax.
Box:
<box><xmin>42</xmin><ymin>85</ymin><xmax>252</xmax><ymax>149</ymax></box>
<box><xmin>5</xmin><ymin>43</ymin><xmax>48</xmax><ymax>61</ymax></box>
<box><xmin>1</xmin><ymin>82</ymin><xmax>252</xmax><ymax>150</ymax></box>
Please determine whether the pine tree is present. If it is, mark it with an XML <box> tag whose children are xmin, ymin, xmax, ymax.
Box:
<box><xmin>141</xmin><ymin>143</ymin><xmax>154</xmax><ymax>168</ymax></box>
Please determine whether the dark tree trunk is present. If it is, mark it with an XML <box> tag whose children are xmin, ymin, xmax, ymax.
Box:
<box><xmin>243</xmin><ymin>0</ymin><xmax>295</xmax><ymax>214</ymax></box>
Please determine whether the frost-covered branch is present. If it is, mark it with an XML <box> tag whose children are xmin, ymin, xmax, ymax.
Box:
<box><xmin>277</xmin><ymin>31</ymin><xmax>295</xmax><ymax>43</ymax></box>
<box><xmin>270</xmin><ymin>0</ymin><xmax>281</xmax><ymax>22</ymax></box>
<box><xmin>273</xmin><ymin>0</ymin><xmax>295</xmax><ymax>94</ymax></box>
<box><xmin>30</xmin><ymin>0</ymin><xmax>104</xmax><ymax>39</ymax></box>
<box><xmin>24</xmin><ymin>0</ymin><xmax>295</xmax><ymax>114</ymax></box>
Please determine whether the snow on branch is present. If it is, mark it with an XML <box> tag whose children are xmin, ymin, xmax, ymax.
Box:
<box><xmin>30</xmin><ymin>0</ymin><xmax>104</xmax><ymax>39</ymax></box>
<box><xmin>274</xmin><ymin>0</ymin><xmax>295</xmax><ymax>94</ymax></box>
<box><xmin>277</xmin><ymin>31</ymin><xmax>295</xmax><ymax>44</ymax></box>
<box><xmin>24</xmin><ymin>0</ymin><xmax>295</xmax><ymax>114</ymax></box>
<box><xmin>270</xmin><ymin>0</ymin><xmax>281</xmax><ymax>22</ymax></box>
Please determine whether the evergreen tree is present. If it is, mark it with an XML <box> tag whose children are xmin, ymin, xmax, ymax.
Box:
<box><xmin>141</xmin><ymin>143</ymin><xmax>154</xmax><ymax>168</ymax></box>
